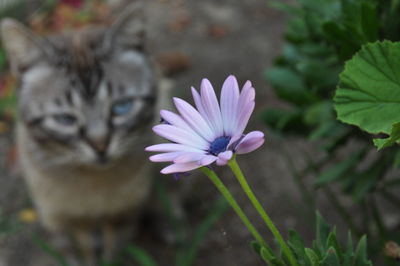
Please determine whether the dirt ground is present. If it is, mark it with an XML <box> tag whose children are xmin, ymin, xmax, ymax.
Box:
<box><xmin>0</xmin><ymin>0</ymin><xmax>381</xmax><ymax>265</ymax></box>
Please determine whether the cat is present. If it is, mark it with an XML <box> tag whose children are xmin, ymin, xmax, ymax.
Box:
<box><xmin>1</xmin><ymin>3</ymin><xmax>158</xmax><ymax>265</ymax></box>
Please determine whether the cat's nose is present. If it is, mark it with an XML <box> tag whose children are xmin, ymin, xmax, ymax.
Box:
<box><xmin>88</xmin><ymin>137</ymin><xmax>108</xmax><ymax>153</ymax></box>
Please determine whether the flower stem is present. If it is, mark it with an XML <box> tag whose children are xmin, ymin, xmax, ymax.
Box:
<box><xmin>199</xmin><ymin>166</ymin><xmax>269</xmax><ymax>249</ymax></box>
<box><xmin>228</xmin><ymin>156</ymin><xmax>298</xmax><ymax>266</ymax></box>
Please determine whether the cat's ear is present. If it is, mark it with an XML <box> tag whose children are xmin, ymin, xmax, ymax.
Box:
<box><xmin>1</xmin><ymin>18</ymin><xmax>51</xmax><ymax>76</ymax></box>
<box><xmin>102</xmin><ymin>3</ymin><xmax>145</xmax><ymax>53</ymax></box>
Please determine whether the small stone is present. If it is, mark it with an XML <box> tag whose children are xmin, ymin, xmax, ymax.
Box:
<box><xmin>384</xmin><ymin>241</ymin><xmax>400</xmax><ymax>259</ymax></box>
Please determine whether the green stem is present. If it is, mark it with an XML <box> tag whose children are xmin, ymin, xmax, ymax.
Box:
<box><xmin>199</xmin><ymin>167</ymin><xmax>269</xmax><ymax>249</ymax></box>
<box><xmin>228</xmin><ymin>156</ymin><xmax>298</xmax><ymax>266</ymax></box>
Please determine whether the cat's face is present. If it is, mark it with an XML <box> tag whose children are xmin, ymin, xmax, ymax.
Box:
<box><xmin>1</xmin><ymin>5</ymin><xmax>157</xmax><ymax>167</ymax></box>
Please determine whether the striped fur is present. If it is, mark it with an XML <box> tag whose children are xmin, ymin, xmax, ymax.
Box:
<box><xmin>1</xmin><ymin>4</ymin><xmax>158</xmax><ymax>264</ymax></box>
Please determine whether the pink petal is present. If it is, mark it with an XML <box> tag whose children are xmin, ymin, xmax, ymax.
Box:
<box><xmin>174</xmin><ymin>98</ymin><xmax>215</xmax><ymax>141</ymax></box>
<box><xmin>218</xmin><ymin>150</ymin><xmax>233</xmax><ymax>161</ymax></box>
<box><xmin>216</xmin><ymin>158</ymin><xmax>229</xmax><ymax>166</ymax></box>
<box><xmin>200</xmin><ymin>155</ymin><xmax>217</xmax><ymax>166</ymax></box>
<box><xmin>161</xmin><ymin>162</ymin><xmax>201</xmax><ymax>174</ymax></box>
<box><xmin>242</xmin><ymin>80</ymin><xmax>253</xmax><ymax>93</ymax></box>
<box><xmin>235</xmin><ymin>131</ymin><xmax>265</xmax><ymax>154</ymax></box>
<box><xmin>215</xmin><ymin>150</ymin><xmax>233</xmax><ymax>166</ymax></box>
<box><xmin>235</xmin><ymin>82</ymin><xmax>255</xmax><ymax>134</ymax></box>
<box><xmin>220</xmin><ymin>75</ymin><xmax>239</xmax><ymax>136</ymax></box>
<box><xmin>146</xmin><ymin>143</ymin><xmax>203</xmax><ymax>153</ymax></box>
<box><xmin>235</xmin><ymin>101</ymin><xmax>255</xmax><ymax>136</ymax></box>
<box><xmin>227</xmin><ymin>134</ymin><xmax>243</xmax><ymax>150</ymax></box>
<box><xmin>191</xmin><ymin>87</ymin><xmax>213</xmax><ymax>129</ymax></box>
<box><xmin>160</xmin><ymin>110</ymin><xmax>194</xmax><ymax>133</ymax></box>
<box><xmin>150</xmin><ymin>152</ymin><xmax>184</xmax><ymax>162</ymax></box>
<box><xmin>200</xmin><ymin>79</ymin><xmax>224</xmax><ymax>136</ymax></box>
<box><xmin>174</xmin><ymin>152</ymin><xmax>206</xmax><ymax>164</ymax></box>
<box><xmin>153</xmin><ymin>124</ymin><xmax>209</xmax><ymax>150</ymax></box>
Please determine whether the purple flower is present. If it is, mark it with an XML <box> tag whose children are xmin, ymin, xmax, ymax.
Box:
<box><xmin>146</xmin><ymin>75</ymin><xmax>264</xmax><ymax>174</ymax></box>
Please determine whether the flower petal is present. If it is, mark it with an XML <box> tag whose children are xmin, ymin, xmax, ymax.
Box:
<box><xmin>227</xmin><ymin>134</ymin><xmax>243</xmax><ymax>150</ymax></box>
<box><xmin>150</xmin><ymin>152</ymin><xmax>184</xmax><ymax>162</ymax></box>
<box><xmin>146</xmin><ymin>143</ymin><xmax>203</xmax><ymax>153</ymax></box>
<box><xmin>220</xmin><ymin>75</ymin><xmax>239</xmax><ymax>136</ymax></box>
<box><xmin>218</xmin><ymin>150</ymin><xmax>233</xmax><ymax>161</ymax></box>
<box><xmin>235</xmin><ymin>131</ymin><xmax>265</xmax><ymax>154</ymax></box>
<box><xmin>235</xmin><ymin>101</ymin><xmax>255</xmax><ymax>136</ymax></box>
<box><xmin>216</xmin><ymin>158</ymin><xmax>228</xmax><ymax>166</ymax></box>
<box><xmin>174</xmin><ymin>152</ymin><xmax>207</xmax><ymax>164</ymax></box>
<box><xmin>200</xmin><ymin>79</ymin><xmax>224</xmax><ymax>136</ymax></box>
<box><xmin>235</xmin><ymin>82</ymin><xmax>255</xmax><ymax>134</ymax></box>
<box><xmin>215</xmin><ymin>150</ymin><xmax>232</xmax><ymax>166</ymax></box>
<box><xmin>191</xmin><ymin>87</ymin><xmax>213</xmax><ymax>128</ymax></box>
<box><xmin>153</xmin><ymin>124</ymin><xmax>209</xmax><ymax>150</ymax></box>
<box><xmin>160</xmin><ymin>110</ymin><xmax>194</xmax><ymax>133</ymax></box>
<box><xmin>174</xmin><ymin>97</ymin><xmax>215</xmax><ymax>141</ymax></box>
<box><xmin>200</xmin><ymin>155</ymin><xmax>217</xmax><ymax>166</ymax></box>
<box><xmin>161</xmin><ymin>162</ymin><xmax>201</xmax><ymax>174</ymax></box>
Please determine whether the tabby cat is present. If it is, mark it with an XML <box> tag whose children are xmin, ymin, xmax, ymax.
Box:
<box><xmin>1</xmin><ymin>3</ymin><xmax>157</xmax><ymax>265</ymax></box>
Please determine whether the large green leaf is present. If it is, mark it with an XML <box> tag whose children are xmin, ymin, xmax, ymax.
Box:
<box><xmin>334</xmin><ymin>41</ymin><xmax>400</xmax><ymax>135</ymax></box>
<box><xmin>373</xmin><ymin>122</ymin><xmax>400</xmax><ymax>150</ymax></box>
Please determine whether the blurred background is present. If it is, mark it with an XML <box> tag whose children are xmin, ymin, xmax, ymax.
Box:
<box><xmin>0</xmin><ymin>0</ymin><xmax>399</xmax><ymax>265</ymax></box>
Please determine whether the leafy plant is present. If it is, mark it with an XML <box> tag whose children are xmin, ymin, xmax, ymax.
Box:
<box><xmin>335</xmin><ymin>41</ymin><xmax>400</xmax><ymax>150</ymax></box>
<box><xmin>265</xmin><ymin>0</ymin><xmax>400</xmax><ymax>262</ymax></box>
<box><xmin>252</xmin><ymin>213</ymin><xmax>373</xmax><ymax>266</ymax></box>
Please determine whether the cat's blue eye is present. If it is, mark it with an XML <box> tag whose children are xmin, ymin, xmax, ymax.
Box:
<box><xmin>112</xmin><ymin>99</ymin><xmax>134</xmax><ymax>116</ymax></box>
<box><xmin>53</xmin><ymin>114</ymin><xmax>77</xmax><ymax>126</ymax></box>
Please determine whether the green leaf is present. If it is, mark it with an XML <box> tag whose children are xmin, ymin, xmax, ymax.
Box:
<box><xmin>316</xmin><ymin>212</ymin><xmax>331</xmax><ymax>252</ymax></box>
<box><xmin>314</xmin><ymin>149</ymin><xmax>366</xmax><ymax>187</ymax></box>
<box><xmin>354</xmin><ymin>236</ymin><xmax>372</xmax><ymax>266</ymax></box>
<box><xmin>308</xmin><ymin>121</ymin><xmax>346</xmax><ymax>141</ymax></box>
<box><xmin>334</xmin><ymin>41</ymin><xmax>400</xmax><ymax>135</ymax></box>
<box><xmin>126</xmin><ymin>245</ymin><xmax>158</xmax><ymax>266</ymax></box>
<box><xmin>266</xmin><ymin>67</ymin><xmax>316</xmax><ymax>105</ymax></box>
<box><xmin>32</xmin><ymin>234</ymin><xmax>68</xmax><ymax>266</ymax></box>
<box><xmin>303</xmin><ymin>101</ymin><xmax>334</xmax><ymax>126</ymax></box>
<box><xmin>260</xmin><ymin>247</ymin><xmax>286</xmax><ymax>266</ymax></box>
<box><xmin>269</xmin><ymin>1</ymin><xmax>300</xmax><ymax>15</ymax></box>
<box><xmin>251</xmin><ymin>241</ymin><xmax>262</xmax><ymax>256</ymax></box>
<box><xmin>373</xmin><ymin>122</ymin><xmax>400</xmax><ymax>150</ymax></box>
<box><xmin>288</xmin><ymin>230</ymin><xmax>311</xmax><ymax>266</ymax></box>
<box><xmin>360</xmin><ymin>2</ymin><xmax>379</xmax><ymax>42</ymax></box>
<box><xmin>342</xmin><ymin>232</ymin><xmax>354</xmax><ymax>266</ymax></box>
<box><xmin>261</xmin><ymin>108</ymin><xmax>306</xmax><ymax>133</ymax></box>
<box><xmin>251</xmin><ymin>240</ymin><xmax>283</xmax><ymax>265</ymax></box>
<box><xmin>259</xmin><ymin>247</ymin><xmax>274</xmax><ymax>265</ymax></box>
<box><xmin>326</xmin><ymin>231</ymin><xmax>343</xmax><ymax>262</ymax></box>
<box><xmin>305</xmin><ymin>248</ymin><xmax>320</xmax><ymax>266</ymax></box>
<box><xmin>393</xmin><ymin>149</ymin><xmax>400</xmax><ymax>168</ymax></box>
<box><xmin>320</xmin><ymin>247</ymin><xmax>340</xmax><ymax>266</ymax></box>
<box><xmin>322</xmin><ymin>22</ymin><xmax>359</xmax><ymax>60</ymax></box>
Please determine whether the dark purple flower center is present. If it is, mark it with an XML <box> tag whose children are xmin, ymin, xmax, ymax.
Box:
<box><xmin>209</xmin><ymin>136</ymin><xmax>231</xmax><ymax>155</ymax></box>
